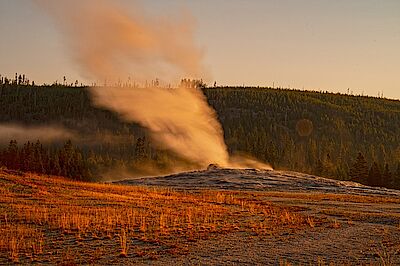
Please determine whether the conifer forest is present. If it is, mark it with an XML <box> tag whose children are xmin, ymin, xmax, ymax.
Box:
<box><xmin>1</xmin><ymin>76</ymin><xmax>400</xmax><ymax>188</ymax></box>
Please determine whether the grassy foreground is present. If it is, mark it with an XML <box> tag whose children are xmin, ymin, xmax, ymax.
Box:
<box><xmin>1</xmin><ymin>169</ymin><xmax>399</xmax><ymax>265</ymax></box>
<box><xmin>0</xmin><ymin>169</ymin><xmax>313</xmax><ymax>264</ymax></box>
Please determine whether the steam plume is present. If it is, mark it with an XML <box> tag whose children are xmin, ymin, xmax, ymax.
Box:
<box><xmin>36</xmin><ymin>0</ymin><xmax>228</xmax><ymax>167</ymax></box>
<box><xmin>35</xmin><ymin>0</ymin><xmax>206</xmax><ymax>81</ymax></box>
<box><xmin>36</xmin><ymin>0</ymin><xmax>271</xmax><ymax>170</ymax></box>
<box><xmin>91</xmin><ymin>86</ymin><xmax>229</xmax><ymax>166</ymax></box>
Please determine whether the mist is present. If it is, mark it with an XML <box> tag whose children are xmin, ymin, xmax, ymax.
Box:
<box><xmin>0</xmin><ymin>124</ymin><xmax>74</xmax><ymax>145</ymax></box>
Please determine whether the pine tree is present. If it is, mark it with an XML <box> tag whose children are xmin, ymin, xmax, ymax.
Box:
<box><xmin>368</xmin><ymin>162</ymin><xmax>382</xmax><ymax>187</ymax></box>
<box><xmin>33</xmin><ymin>140</ymin><xmax>45</xmax><ymax>174</ymax></box>
<box><xmin>22</xmin><ymin>141</ymin><xmax>35</xmax><ymax>172</ymax></box>
<box><xmin>51</xmin><ymin>154</ymin><xmax>62</xmax><ymax>176</ymax></box>
<box><xmin>349</xmin><ymin>152</ymin><xmax>368</xmax><ymax>184</ymax></box>
<box><xmin>322</xmin><ymin>153</ymin><xmax>335</xmax><ymax>178</ymax></box>
<box><xmin>382</xmin><ymin>163</ymin><xmax>392</xmax><ymax>188</ymax></box>
<box><xmin>134</xmin><ymin>137</ymin><xmax>146</xmax><ymax>162</ymax></box>
<box><xmin>42</xmin><ymin>150</ymin><xmax>52</xmax><ymax>175</ymax></box>
<box><xmin>393</xmin><ymin>162</ymin><xmax>400</xmax><ymax>189</ymax></box>
<box><xmin>59</xmin><ymin>140</ymin><xmax>74</xmax><ymax>178</ymax></box>
<box><xmin>6</xmin><ymin>140</ymin><xmax>19</xmax><ymax>169</ymax></box>
<box><xmin>0</xmin><ymin>145</ymin><xmax>4</xmax><ymax>167</ymax></box>
<box><xmin>20</xmin><ymin>141</ymin><xmax>29</xmax><ymax>171</ymax></box>
<box><xmin>315</xmin><ymin>158</ymin><xmax>324</xmax><ymax>176</ymax></box>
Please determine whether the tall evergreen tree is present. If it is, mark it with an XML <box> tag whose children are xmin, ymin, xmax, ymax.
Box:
<box><xmin>315</xmin><ymin>158</ymin><xmax>324</xmax><ymax>176</ymax></box>
<box><xmin>382</xmin><ymin>163</ymin><xmax>392</xmax><ymax>188</ymax></box>
<box><xmin>6</xmin><ymin>140</ymin><xmax>19</xmax><ymax>169</ymax></box>
<box><xmin>51</xmin><ymin>154</ymin><xmax>62</xmax><ymax>176</ymax></box>
<box><xmin>394</xmin><ymin>162</ymin><xmax>400</xmax><ymax>189</ymax></box>
<box><xmin>20</xmin><ymin>141</ymin><xmax>32</xmax><ymax>171</ymax></box>
<box><xmin>33</xmin><ymin>140</ymin><xmax>45</xmax><ymax>174</ymax></box>
<box><xmin>349</xmin><ymin>152</ymin><xmax>369</xmax><ymax>184</ymax></box>
<box><xmin>368</xmin><ymin>162</ymin><xmax>382</xmax><ymax>187</ymax></box>
<box><xmin>134</xmin><ymin>137</ymin><xmax>146</xmax><ymax>162</ymax></box>
<box><xmin>321</xmin><ymin>153</ymin><xmax>335</xmax><ymax>178</ymax></box>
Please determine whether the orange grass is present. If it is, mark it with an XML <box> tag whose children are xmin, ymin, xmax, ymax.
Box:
<box><xmin>0</xmin><ymin>170</ymin><xmax>311</xmax><ymax>263</ymax></box>
<box><xmin>259</xmin><ymin>191</ymin><xmax>400</xmax><ymax>204</ymax></box>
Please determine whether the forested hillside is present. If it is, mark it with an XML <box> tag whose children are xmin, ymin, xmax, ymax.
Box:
<box><xmin>0</xmin><ymin>81</ymin><xmax>399</xmax><ymax>188</ymax></box>
<box><xmin>207</xmin><ymin>87</ymin><xmax>400</xmax><ymax>188</ymax></box>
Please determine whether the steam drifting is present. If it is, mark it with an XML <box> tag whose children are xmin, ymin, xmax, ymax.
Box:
<box><xmin>36</xmin><ymin>0</ymin><xmax>271</xmax><ymax>170</ymax></box>
<box><xmin>35</xmin><ymin>0</ymin><xmax>206</xmax><ymax>82</ymax></box>
<box><xmin>91</xmin><ymin>86</ymin><xmax>229</xmax><ymax>167</ymax></box>
<box><xmin>0</xmin><ymin>124</ymin><xmax>74</xmax><ymax>144</ymax></box>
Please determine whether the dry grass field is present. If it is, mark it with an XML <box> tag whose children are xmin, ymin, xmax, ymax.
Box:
<box><xmin>0</xmin><ymin>168</ymin><xmax>399</xmax><ymax>265</ymax></box>
<box><xmin>0</xmin><ymin>169</ymin><xmax>315</xmax><ymax>265</ymax></box>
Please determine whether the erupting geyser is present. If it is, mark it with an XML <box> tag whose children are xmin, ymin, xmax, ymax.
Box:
<box><xmin>90</xmin><ymin>85</ymin><xmax>230</xmax><ymax>167</ymax></box>
<box><xmin>36</xmin><ymin>0</ymin><xmax>272</xmax><ymax>171</ymax></box>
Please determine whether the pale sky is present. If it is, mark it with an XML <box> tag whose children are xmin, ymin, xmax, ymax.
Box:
<box><xmin>0</xmin><ymin>0</ymin><xmax>399</xmax><ymax>99</ymax></box>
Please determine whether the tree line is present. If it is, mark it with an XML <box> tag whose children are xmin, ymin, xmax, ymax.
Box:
<box><xmin>1</xmin><ymin>80</ymin><xmax>400</xmax><ymax>188</ymax></box>
<box><xmin>0</xmin><ymin>136</ymin><xmax>162</xmax><ymax>181</ymax></box>
<box><xmin>349</xmin><ymin>152</ymin><xmax>400</xmax><ymax>188</ymax></box>
<box><xmin>0</xmin><ymin>140</ymin><xmax>92</xmax><ymax>180</ymax></box>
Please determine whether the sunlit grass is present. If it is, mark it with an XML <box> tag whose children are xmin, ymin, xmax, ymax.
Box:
<box><xmin>0</xmin><ymin>170</ymin><xmax>312</xmax><ymax>263</ymax></box>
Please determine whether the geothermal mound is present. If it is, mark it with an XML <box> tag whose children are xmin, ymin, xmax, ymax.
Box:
<box><xmin>116</xmin><ymin>168</ymin><xmax>400</xmax><ymax>197</ymax></box>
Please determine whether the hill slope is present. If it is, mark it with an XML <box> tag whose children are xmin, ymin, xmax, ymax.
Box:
<box><xmin>117</xmin><ymin>167</ymin><xmax>400</xmax><ymax>197</ymax></box>
<box><xmin>1</xmin><ymin>84</ymin><xmax>400</xmax><ymax>187</ymax></box>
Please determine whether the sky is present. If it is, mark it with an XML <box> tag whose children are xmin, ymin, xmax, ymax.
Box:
<box><xmin>0</xmin><ymin>0</ymin><xmax>399</xmax><ymax>99</ymax></box>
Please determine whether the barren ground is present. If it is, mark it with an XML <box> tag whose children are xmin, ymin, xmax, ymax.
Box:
<box><xmin>1</xmin><ymin>168</ymin><xmax>400</xmax><ymax>265</ymax></box>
